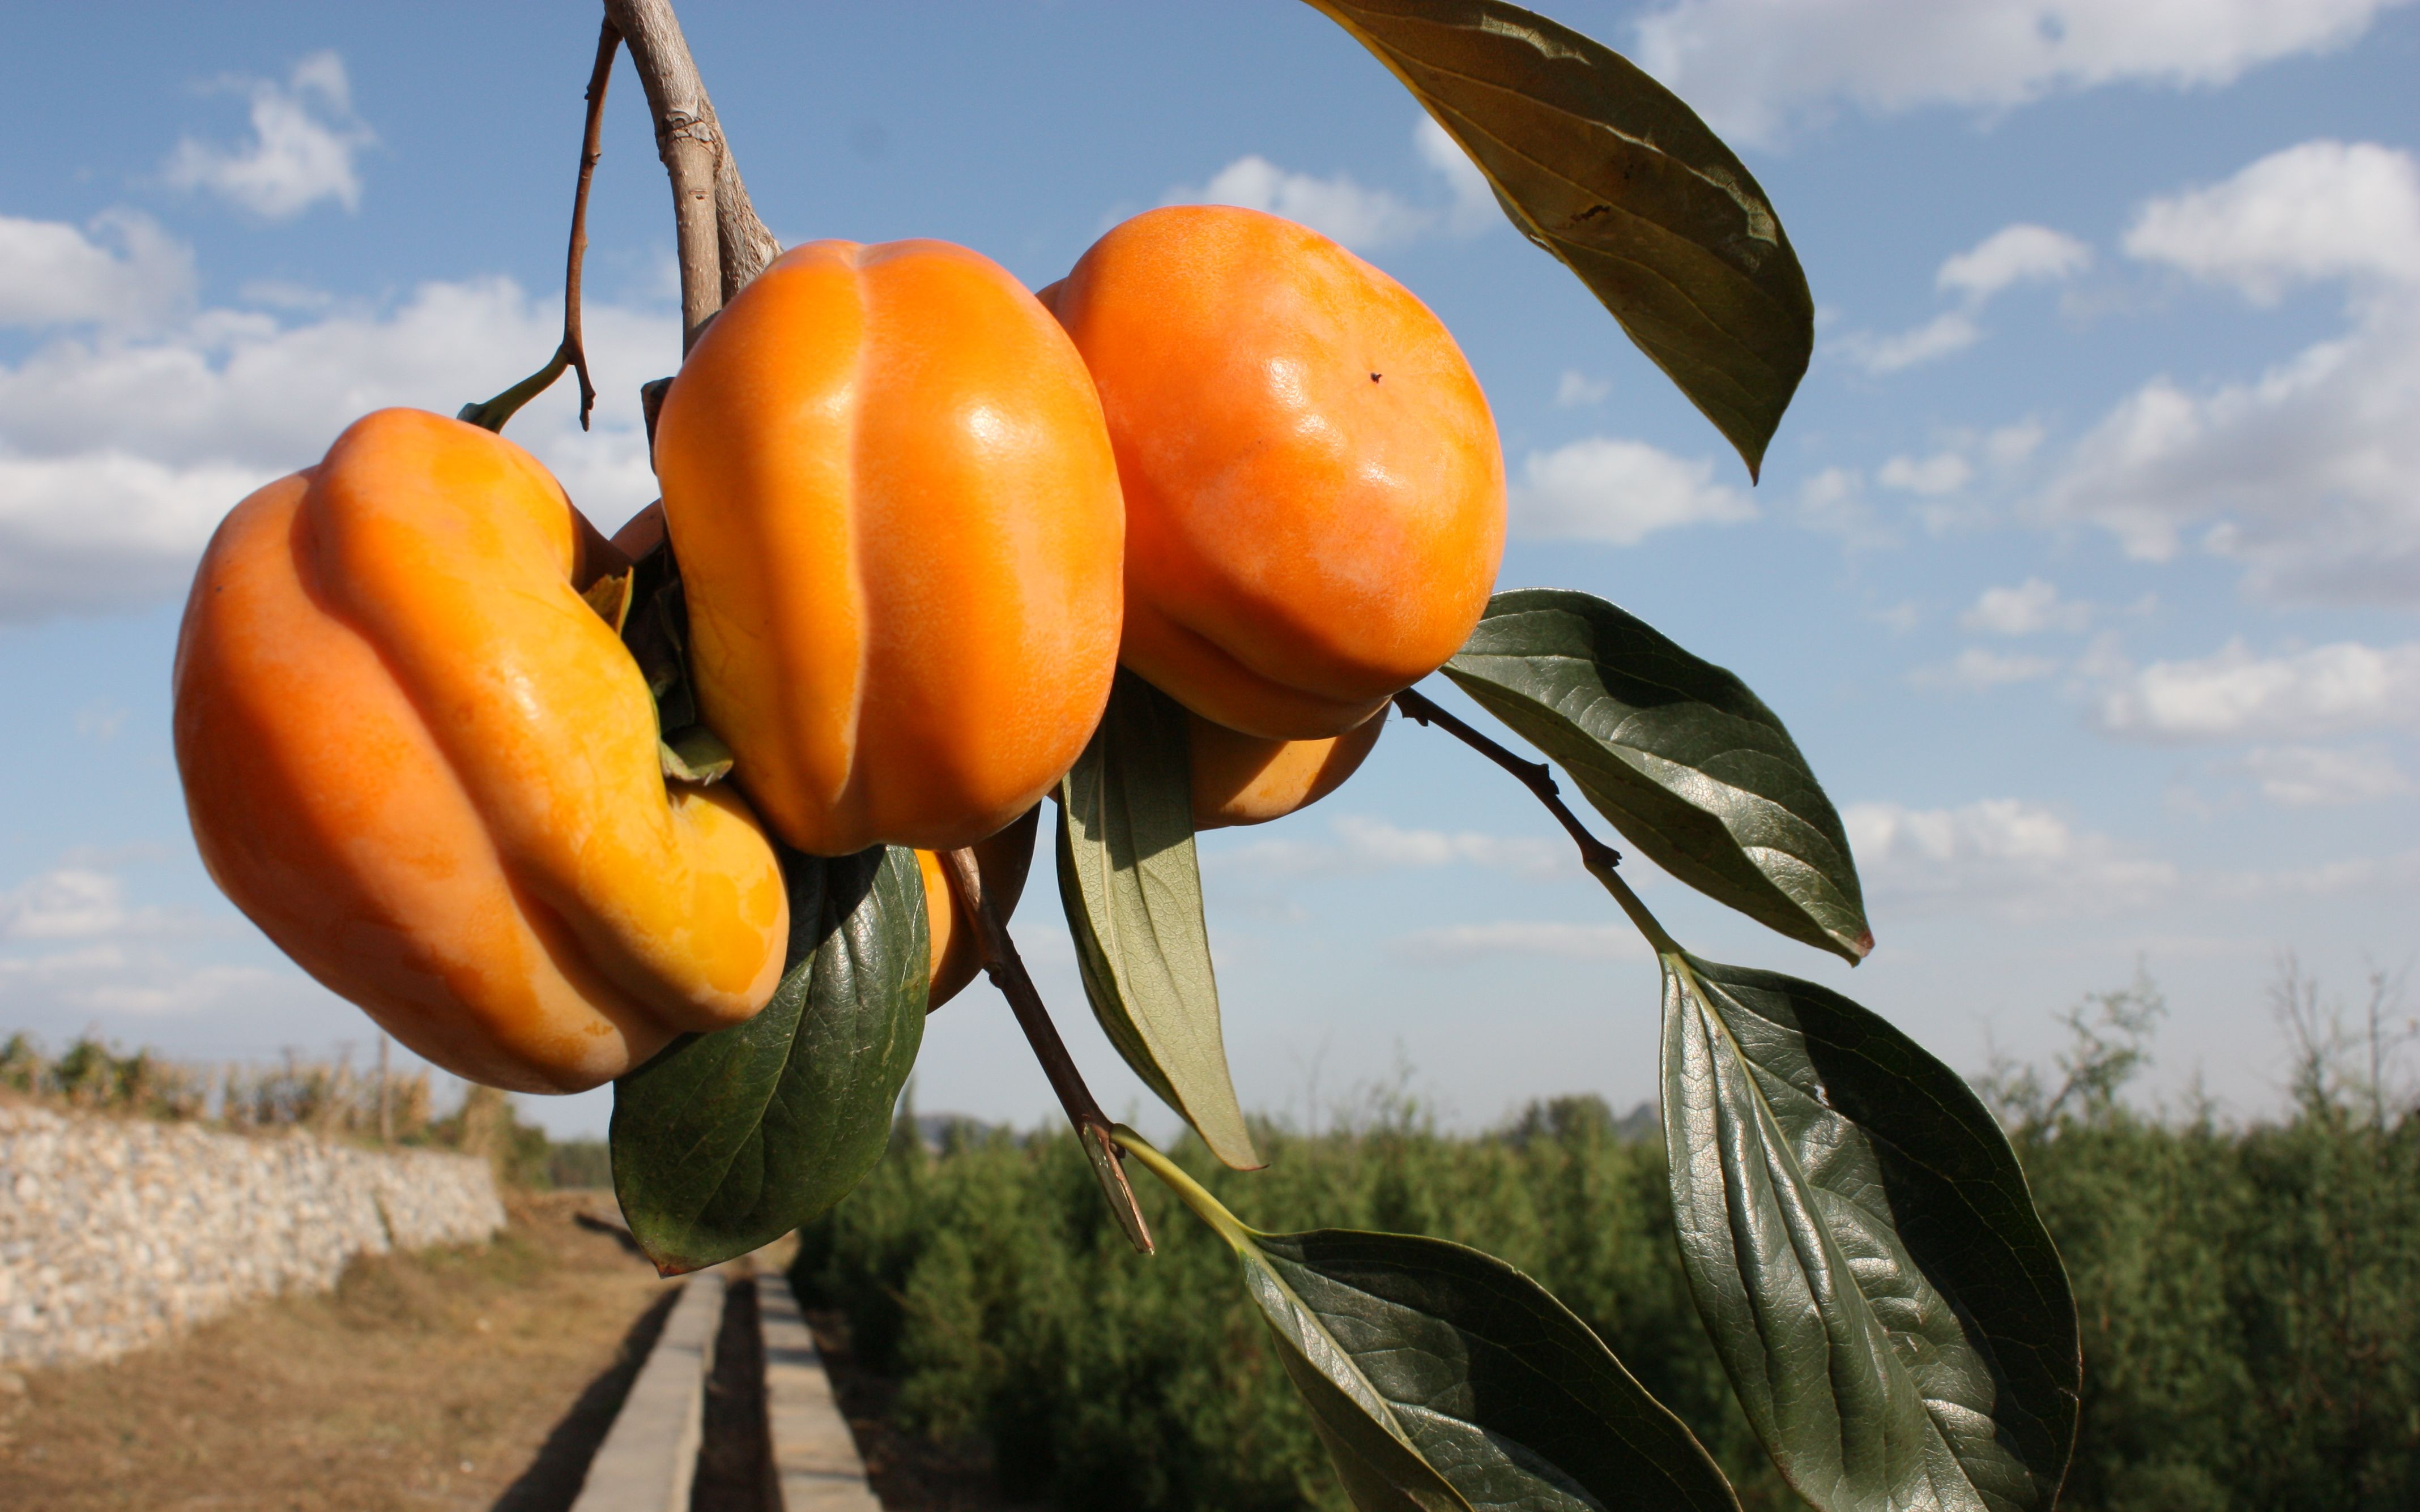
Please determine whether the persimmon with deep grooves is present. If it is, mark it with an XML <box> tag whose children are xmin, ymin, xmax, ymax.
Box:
<box><xmin>1049</xmin><ymin>206</ymin><xmax>1505</xmax><ymax>741</ymax></box>
<box><xmin>658</xmin><ymin>238</ymin><xmax>1125</xmax><ymax>858</ymax></box>
<box><xmin>172</xmin><ymin>409</ymin><xmax>790</xmax><ymax>1094</ymax></box>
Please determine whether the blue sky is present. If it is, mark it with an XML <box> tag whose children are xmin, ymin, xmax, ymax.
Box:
<box><xmin>2</xmin><ymin>1</ymin><xmax>2415</xmax><ymax>1139</ymax></box>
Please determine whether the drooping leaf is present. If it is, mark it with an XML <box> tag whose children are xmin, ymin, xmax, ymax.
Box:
<box><xmin>611</xmin><ymin>844</ymin><xmax>927</xmax><ymax>1274</ymax></box>
<box><xmin>1058</xmin><ymin>671</ymin><xmax>1259</xmax><ymax>1169</ymax></box>
<box><xmin>1444</xmin><ymin>588</ymin><xmax>1871</xmax><ymax>963</ymax></box>
<box><xmin>1659</xmin><ymin>952</ymin><xmax>2080</xmax><ymax>1512</ymax></box>
<box><xmin>1300</xmin><ymin>0</ymin><xmax>1812</xmax><ymax>477</ymax></box>
<box><xmin>1117</xmin><ymin>1134</ymin><xmax>1740</xmax><ymax>1512</ymax></box>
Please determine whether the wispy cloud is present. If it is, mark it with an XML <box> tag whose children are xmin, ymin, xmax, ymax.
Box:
<box><xmin>1631</xmin><ymin>0</ymin><xmax>2410</xmax><ymax>146</ymax></box>
<box><xmin>165</xmin><ymin>51</ymin><xmax>376</xmax><ymax>220</ymax></box>
<box><xmin>1840</xmin><ymin>223</ymin><xmax>2091</xmax><ymax>374</ymax></box>
<box><xmin>2043</xmin><ymin>140</ymin><xmax>2420</xmax><ymax>605</ymax></box>
<box><xmin>1508</xmin><ymin>437</ymin><xmax>1755</xmax><ymax>546</ymax></box>
<box><xmin>1167</xmin><ymin>116</ymin><xmax>1496</xmax><ymax>252</ymax></box>
<box><xmin>2090</xmin><ymin>638</ymin><xmax>2420</xmax><ymax>742</ymax></box>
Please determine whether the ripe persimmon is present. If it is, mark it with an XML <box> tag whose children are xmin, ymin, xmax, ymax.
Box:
<box><xmin>915</xmin><ymin>804</ymin><xmax>1042</xmax><ymax>1011</ymax></box>
<box><xmin>1189</xmin><ymin>710</ymin><xmax>1384</xmax><ymax>830</ymax></box>
<box><xmin>1047</xmin><ymin>206</ymin><xmax>1504</xmax><ymax>741</ymax></box>
<box><xmin>172</xmin><ymin>409</ymin><xmax>790</xmax><ymax>1094</ymax></box>
<box><xmin>658</xmin><ymin>238</ymin><xmax>1124</xmax><ymax>857</ymax></box>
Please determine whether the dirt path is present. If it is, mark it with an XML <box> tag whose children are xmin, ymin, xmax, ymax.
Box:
<box><xmin>0</xmin><ymin>1190</ymin><xmax>675</xmax><ymax>1512</ymax></box>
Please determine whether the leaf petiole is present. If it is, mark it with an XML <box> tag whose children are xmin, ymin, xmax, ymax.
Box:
<box><xmin>1108</xmin><ymin>1124</ymin><xmax>1254</xmax><ymax>1252</ymax></box>
<box><xmin>1395</xmin><ymin>684</ymin><xmax>1680</xmax><ymax>956</ymax></box>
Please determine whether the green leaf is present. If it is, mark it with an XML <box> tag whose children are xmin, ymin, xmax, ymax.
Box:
<box><xmin>620</xmin><ymin>537</ymin><xmax>699</xmax><ymax>734</ymax></box>
<box><xmin>1057</xmin><ymin>670</ymin><xmax>1259</xmax><ymax>1170</ymax></box>
<box><xmin>610</xmin><ymin>844</ymin><xmax>928</xmax><ymax>1274</ymax></box>
<box><xmin>1300</xmin><ymin>0</ymin><xmax>1813</xmax><ymax>477</ymax></box>
<box><xmin>1659</xmin><ymin>952</ymin><xmax>2080</xmax><ymax>1512</ymax></box>
<box><xmin>1118</xmin><ymin>1135</ymin><xmax>1740</xmax><ymax>1512</ymax></box>
<box><xmin>1444</xmin><ymin>588</ymin><xmax>1871</xmax><ymax>963</ymax></box>
<box><xmin>658</xmin><ymin>726</ymin><xmax>734</xmax><ymax>786</ymax></box>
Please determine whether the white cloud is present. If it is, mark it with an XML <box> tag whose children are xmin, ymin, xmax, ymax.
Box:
<box><xmin>1846</xmin><ymin>798</ymin><xmax>2180</xmax><ymax>918</ymax></box>
<box><xmin>1938</xmin><ymin>224</ymin><xmax>2094</xmax><ymax>298</ymax></box>
<box><xmin>164</xmin><ymin>52</ymin><xmax>376</xmax><ymax>220</ymax></box>
<box><xmin>1878</xmin><ymin>451</ymin><xmax>1974</xmax><ymax>496</ymax></box>
<box><xmin>1412</xmin><ymin>116</ymin><xmax>1498</xmax><ymax>234</ymax></box>
<box><xmin>1961</xmin><ymin>578</ymin><xmax>2093</xmax><ymax>635</ymax></box>
<box><xmin>2235</xmin><ymin>744</ymin><xmax>2412</xmax><ymax>807</ymax></box>
<box><xmin>1631</xmin><ymin>0</ymin><xmax>2409</xmax><ymax>146</ymax></box>
<box><xmin>2092</xmin><ymin>639</ymin><xmax>2420</xmax><ymax>742</ymax></box>
<box><xmin>1185</xmin><ymin>156</ymin><xmax>1431</xmax><ymax>250</ymax></box>
<box><xmin>1210</xmin><ymin>815</ymin><xmax>1566</xmax><ymax>881</ymax></box>
<box><xmin>0</xmin><ymin>225</ymin><xmax>678</xmax><ymax>619</ymax></box>
<box><xmin>0</xmin><ymin>211</ymin><xmax>194</xmax><ymax>329</ymax></box>
<box><xmin>1170</xmin><ymin>116</ymin><xmax>1496</xmax><ymax>251</ymax></box>
<box><xmin>1509</xmin><ymin>437</ymin><xmax>1756</xmax><ymax>545</ymax></box>
<box><xmin>1840</xmin><ymin>310</ymin><xmax>1984</xmax><ymax>374</ymax></box>
<box><xmin>2214</xmin><ymin>847</ymin><xmax>2420</xmax><ymax>899</ymax></box>
<box><xmin>2124</xmin><ymin>140</ymin><xmax>2420</xmax><ymax>302</ymax></box>
<box><xmin>1910</xmin><ymin>648</ymin><xmax>2061</xmax><ymax>691</ymax></box>
<box><xmin>1</xmin><ymin>868</ymin><xmax>143</xmax><ymax>940</ymax></box>
<box><xmin>1400</xmin><ymin>921</ymin><xmax>1650</xmax><ymax>964</ymax></box>
<box><xmin>1842</xmin><ymin>224</ymin><xmax>2089</xmax><ymax>374</ymax></box>
<box><xmin>2043</xmin><ymin>141</ymin><xmax>2420</xmax><ymax>604</ymax></box>
<box><xmin>1554</xmin><ymin>370</ymin><xmax>1611</xmax><ymax>408</ymax></box>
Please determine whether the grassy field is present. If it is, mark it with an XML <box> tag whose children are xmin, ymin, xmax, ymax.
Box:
<box><xmin>795</xmin><ymin>979</ymin><xmax>2420</xmax><ymax>1512</ymax></box>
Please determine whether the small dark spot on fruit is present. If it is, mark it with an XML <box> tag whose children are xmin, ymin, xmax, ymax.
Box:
<box><xmin>1370</xmin><ymin>372</ymin><xmax>1382</xmax><ymax>383</ymax></box>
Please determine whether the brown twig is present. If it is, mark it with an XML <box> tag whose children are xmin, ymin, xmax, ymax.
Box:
<box><xmin>561</xmin><ymin>18</ymin><xmax>618</xmax><ymax>429</ymax></box>
<box><xmin>457</xmin><ymin>21</ymin><xmax>621</xmax><ymax>433</ymax></box>
<box><xmin>941</xmin><ymin>847</ymin><xmax>1155</xmax><ymax>1255</ymax></box>
<box><xmin>1392</xmin><ymin>687</ymin><xmax>1681</xmax><ymax>952</ymax></box>
<box><xmin>1392</xmin><ymin>687</ymin><xmax>1621</xmax><ymax>873</ymax></box>
<box><xmin>602</xmin><ymin>0</ymin><xmax>780</xmax><ymax>347</ymax></box>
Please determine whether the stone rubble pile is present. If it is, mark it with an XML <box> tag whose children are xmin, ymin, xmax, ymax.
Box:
<box><xmin>0</xmin><ymin>1101</ymin><xmax>505</xmax><ymax>1366</ymax></box>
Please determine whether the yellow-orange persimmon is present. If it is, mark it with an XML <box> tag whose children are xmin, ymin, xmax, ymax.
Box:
<box><xmin>915</xmin><ymin>804</ymin><xmax>1042</xmax><ymax>1011</ymax></box>
<box><xmin>1047</xmin><ymin>206</ymin><xmax>1505</xmax><ymax>741</ymax></box>
<box><xmin>1189</xmin><ymin>711</ymin><xmax>1384</xmax><ymax>830</ymax></box>
<box><xmin>658</xmin><ymin>238</ymin><xmax>1125</xmax><ymax>858</ymax></box>
<box><xmin>173</xmin><ymin>409</ymin><xmax>790</xmax><ymax>1094</ymax></box>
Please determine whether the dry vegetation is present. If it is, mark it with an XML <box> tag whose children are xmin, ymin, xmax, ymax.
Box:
<box><xmin>0</xmin><ymin>1191</ymin><xmax>675</xmax><ymax>1512</ymax></box>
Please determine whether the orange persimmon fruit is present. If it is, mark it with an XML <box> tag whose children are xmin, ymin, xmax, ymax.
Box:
<box><xmin>657</xmin><ymin>238</ymin><xmax>1125</xmax><ymax>858</ymax></box>
<box><xmin>914</xmin><ymin>804</ymin><xmax>1042</xmax><ymax>1012</ymax></box>
<box><xmin>1188</xmin><ymin>709</ymin><xmax>1384</xmax><ymax>831</ymax></box>
<box><xmin>172</xmin><ymin>409</ymin><xmax>790</xmax><ymax>1094</ymax></box>
<box><xmin>1046</xmin><ymin>204</ymin><xmax>1505</xmax><ymax>741</ymax></box>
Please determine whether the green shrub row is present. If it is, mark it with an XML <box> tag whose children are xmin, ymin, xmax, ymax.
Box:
<box><xmin>793</xmin><ymin>986</ymin><xmax>2420</xmax><ymax>1511</ymax></box>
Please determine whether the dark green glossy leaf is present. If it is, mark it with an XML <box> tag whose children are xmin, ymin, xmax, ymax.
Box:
<box><xmin>1301</xmin><ymin>0</ymin><xmax>1812</xmax><ymax>476</ymax></box>
<box><xmin>1118</xmin><ymin>1136</ymin><xmax>1739</xmax><ymax>1512</ymax></box>
<box><xmin>620</xmin><ymin>537</ymin><xmax>698</xmax><ymax>734</ymax></box>
<box><xmin>611</xmin><ymin>844</ymin><xmax>927</xmax><ymax>1274</ymax></box>
<box><xmin>1444</xmin><ymin>588</ymin><xmax>1871</xmax><ymax>963</ymax></box>
<box><xmin>1058</xmin><ymin>671</ymin><xmax>1259</xmax><ymax>1169</ymax></box>
<box><xmin>1659</xmin><ymin>952</ymin><xmax>2080</xmax><ymax>1512</ymax></box>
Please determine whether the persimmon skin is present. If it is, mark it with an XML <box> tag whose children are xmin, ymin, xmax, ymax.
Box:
<box><xmin>1190</xmin><ymin>710</ymin><xmax>1384</xmax><ymax>831</ymax></box>
<box><xmin>1049</xmin><ymin>206</ymin><xmax>1505</xmax><ymax>740</ymax></box>
<box><xmin>172</xmin><ymin>409</ymin><xmax>790</xmax><ymax>1094</ymax></box>
<box><xmin>658</xmin><ymin>238</ymin><xmax>1125</xmax><ymax>857</ymax></box>
<box><xmin>914</xmin><ymin>804</ymin><xmax>1042</xmax><ymax>1012</ymax></box>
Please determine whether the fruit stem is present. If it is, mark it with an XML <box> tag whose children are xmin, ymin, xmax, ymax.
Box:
<box><xmin>1393</xmin><ymin>686</ymin><xmax>1681</xmax><ymax>955</ymax></box>
<box><xmin>941</xmin><ymin>847</ymin><xmax>1156</xmax><ymax>1256</ymax></box>
<box><xmin>459</xmin><ymin>19</ymin><xmax>619</xmax><ymax>433</ymax></box>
